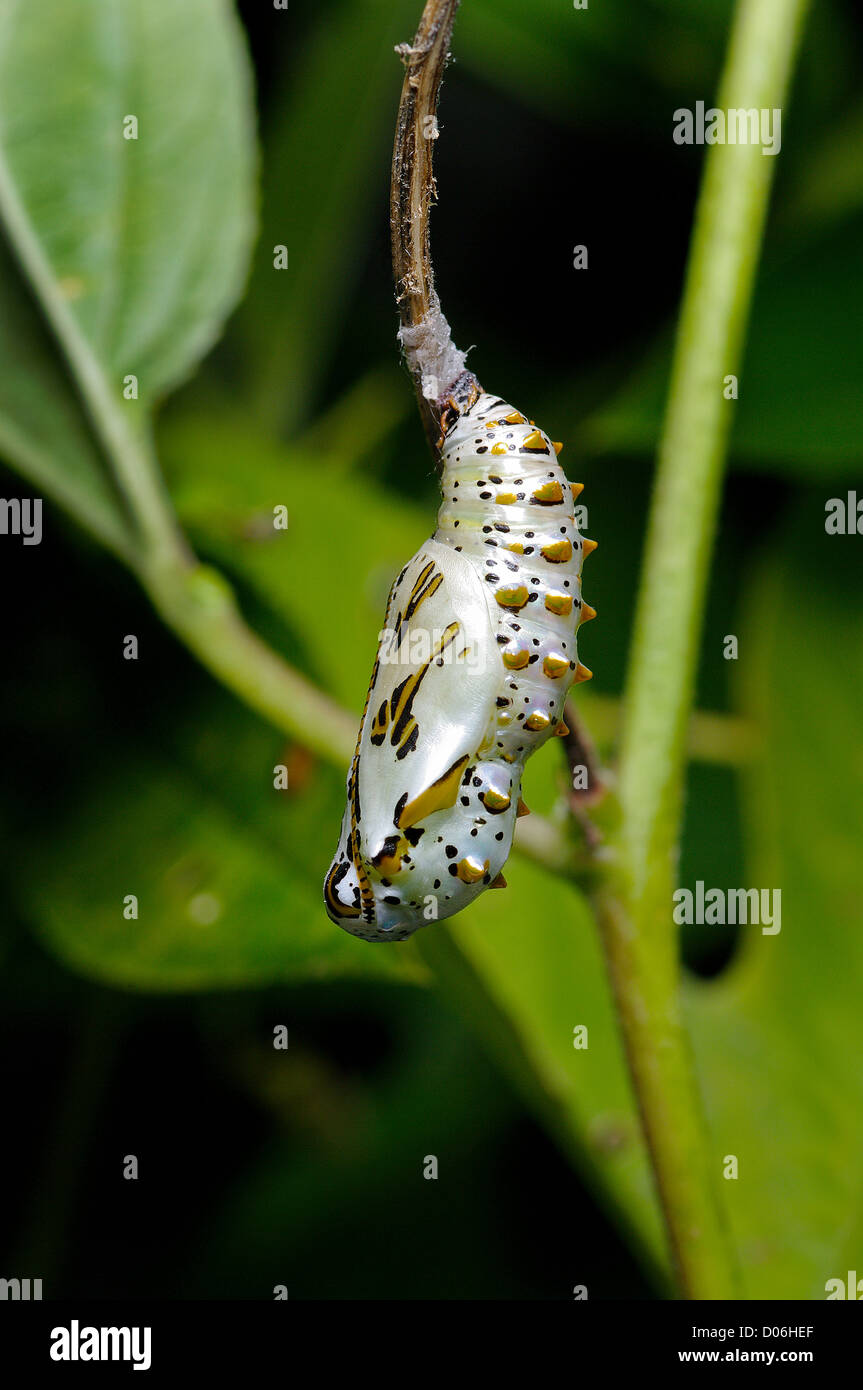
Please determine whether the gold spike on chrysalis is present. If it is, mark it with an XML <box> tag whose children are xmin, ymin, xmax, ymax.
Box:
<box><xmin>489</xmin><ymin>872</ymin><xmax>507</xmax><ymax>890</ymax></box>
<box><xmin>542</xmin><ymin>653</ymin><xmax>569</xmax><ymax>679</ymax></box>
<box><xmin>573</xmin><ymin>663</ymin><xmax>593</xmax><ymax>684</ymax></box>
<box><xmin>582</xmin><ymin>537</ymin><xmax>598</xmax><ymax>557</ymax></box>
<box><xmin>552</xmin><ymin>441</ymin><xmax>563</xmax><ymax>456</ymax></box>
<box><xmin>544</xmin><ymin>591</ymin><xmax>573</xmax><ymax>617</ymax></box>
<box><xmin>456</xmin><ymin>855</ymin><xmax>489</xmax><ymax>885</ymax></box>
<box><xmin>570</xmin><ymin>481</ymin><xmax>584</xmax><ymax>500</ymax></box>
<box><xmin>580</xmin><ymin>602</ymin><xmax>597</xmax><ymax>624</ymax></box>
<box><xmin>481</xmin><ymin>787</ymin><xmax>511</xmax><ymax>813</ymax></box>
<box><xmin>554</xmin><ymin>719</ymin><xmax>570</xmax><ymax>737</ymax></box>
<box><xmin>517</xmin><ymin>797</ymin><xmax>530</xmax><ymax>818</ymax></box>
<box><xmin>502</xmin><ymin>648</ymin><xmax>530</xmax><ymax>671</ymax></box>
<box><xmin>522</xmin><ymin>429</ymin><xmax>548</xmax><ymax>452</ymax></box>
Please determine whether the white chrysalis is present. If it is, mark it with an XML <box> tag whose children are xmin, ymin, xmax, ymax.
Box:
<box><xmin>324</xmin><ymin>389</ymin><xmax>595</xmax><ymax>941</ymax></box>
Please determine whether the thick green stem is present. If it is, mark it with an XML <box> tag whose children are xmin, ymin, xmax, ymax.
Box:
<box><xmin>593</xmin><ymin>0</ymin><xmax>810</xmax><ymax>1298</ymax></box>
<box><xmin>141</xmin><ymin>557</ymin><xmax>358</xmax><ymax>768</ymax></box>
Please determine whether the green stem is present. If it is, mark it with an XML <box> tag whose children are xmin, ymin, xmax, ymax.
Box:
<box><xmin>140</xmin><ymin>556</ymin><xmax>358</xmax><ymax>768</ymax></box>
<box><xmin>593</xmin><ymin>0</ymin><xmax>810</xmax><ymax>1299</ymax></box>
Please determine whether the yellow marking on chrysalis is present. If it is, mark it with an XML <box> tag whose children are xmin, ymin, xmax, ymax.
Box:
<box><xmin>396</xmin><ymin>754</ymin><xmax>469</xmax><ymax>830</ymax></box>
<box><xmin>541</xmin><ymin>538</ymin><xmax>573</xmax><ymax>563</ymax></box>
<box><xmin>542</xmin><ymin>653</ymin><xmax>569</xmax><ymax>679</ymax></box>
<box><xmin>504</xmin><ymin>411</ymin><xmax>525</xmax><ymax>425</ymax></box>
<box><xmin>582</xmin><ymin>537</ymin><xmax>598</xmax><ymax>557</ymax></box>
<box><xmin>574</xmin><ymin>663</ymin><xmax>593</xmax><ymax>683</ymax></box>
<box><xmin>506</xmin><ymin>542</ymin><xmax>524</xmax><ymax>554</ymax></box>
<box><xmin>544</xmin><ymin>591</ymin><xmax>573</xmax><ymax>616</ymax></box>
<box><xmin>524</xmin><ymin>711</ymin><xmax>552</xmax><ymax>732</ymax></box>
<box><xmin>407</xmin><ymin>560</ymin><xmax>435</xmax><ymax>598</ymax></box>
<box><xmin>477</xmin><ymin>727</ymin><xmax>497</xmax><ymax>757</ymax></box>
<box><xmin>370</xmin><ymin>699</ymin><xmax>389</xmax><ymax>742</ymax></box>
<box><xmin>490</xmin><ymin>442</ymin><xmax>508</xmax><ymax>456</ymax></box>
<box><xmin>530</xmin><ymin>480</ymin><xmax>564</xmax><ymax>504</ymax></box>
<box><xmin>489</xmin><ymin>872</ymin><xmax>507</xmax><ymax>889</ymax></box>
<box><xmin>457</xmin><ymin>855</ymin><xmax>488</xmax><ymax>884</ymax></box>
<box><xmin>553</xmin><ymin>441</ymin><xmax>563</xmax><ymax>456</ymax></box>
<box><xmin>480</xmin><ymin>787</ymin><xmax>511</xmax><ymax>813</ymax></box>
<box><xmin>495</xmin><ymin>584</ymin><xmax>529</xmax><ymax>610</ymax></box>
<box><xmin>580</xmin><ymin>602</ymin><xmax>597</xmax><ymax>624</ymax></box>
<box><xmin>388</xmin><ymin>622</ymin><xmax>459</xmax><ymax>751</ymax></box>
<box><xmin>324</xmin><ymin>861</ymin><xmax>361</xmax><ymax>920</ymax></box>
<box><xmin>517</xmin><ymin>797</ymin><xmax>530</xmax><ymax>818</ymax></box>
<box><xmin>496</xmin><ymin>491</ymin><xmax>517</xmax><ymax>505</ymax></box>
<box><xmin>554</xmin><ymin>720</ymin><xmax>570</xmax><ymax>738</ymax></box>
<box><xmin>402</xmin><ymin>565</ymin><xmax>443</xmax><ymax>623</ymax></box>
<box><xmin>371</xmin><ymin>838</ymin><xmax>409</xmax><ymax>878</ymax></box>
<box><xmin>522</xmin><ymin>429</ymin><xmax>548</xmax><ymax>452</ymax></box>
<box><xmin>570</xmin><ymin>481</ymin><xmax>584</xmax><ymax>500</ymax></box>
<box><xmin>502</xmin><ymin>648</ymin><xmax>530</xmax><ymax>670</ymax></box>
<box><xmin>423</xmin><ymin>572</ymin><xmax>444</xmax><ymax>603</ymax></box>
<box><xmin>497</xmin><ymin>712</ymin><xmax>513</xmax><ymax>726</ymax></box>
<box><xmin>396</xmin><ymin>715</ymin><xmax>418</xmax><ymax>751</ymax></box>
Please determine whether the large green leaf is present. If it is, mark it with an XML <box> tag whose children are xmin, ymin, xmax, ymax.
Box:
<box><xmin>414</xmin><ymin>831</ymin><xmax>668</xmax><ymax>1285</ymax></box>
<box><xmin>9</xmin><ymin>696</ymin><xmax>414</xmax><ymax>990</ymax></box>
<box><xmin>161</xmin><ymin>411</ymin><xmax>433</xmax><ymax>710</ymax></box>
<box><xmin>685</xmin><ymin>507</ymin><xmax>863</xmax><ymax>1296</ymax></box>
<box><xmin>0</xmin><ymin>233</ymin><xmax>132</xmax><ymax>555</ymax></box>
<box><xmin>0</xmin><ymin>0</ymin><xmax>255</xmax><ymax>542</ymax></box>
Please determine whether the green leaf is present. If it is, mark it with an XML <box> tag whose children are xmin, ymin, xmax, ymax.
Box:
<box><xmin>161</xmin><ymin>411</ymin><xmax>433</xmax><ymax>710</ymax></box>
<box><xmin>686</xmin><ymin>506</ymin><xmax>863</xmax><ymax>1296</ymax></box>
<box><xmin>414</xmin><ymin>840</ymin><xmax>668</xmax><ymax>1286</ymax></box>
<box><xmin>0</xmin><ymin>0</ymin><xmax>255</xmax><ymax>546</ymax></box>
<box><xmin>0</xmin><ymin>0</ymin><xmax>255</xmax><ymax>402</ymax></box>
<box><xmin>10</xmin><ymin>696</ymin><xmax>414</xmax><ymax>990</ymax></box>
<box><xmin>0</xmin><ymin>233</ymin><xmax>133</xmax><ymax>556</ymax></box>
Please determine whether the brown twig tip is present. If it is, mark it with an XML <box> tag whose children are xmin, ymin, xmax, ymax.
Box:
<box><xmin>391</xmin><ymin>0</ymin><xmax>480</xmax><ymax>453</ymax></box>
<box><xmin>560</xmin><ymin>697</ymin><xmax>608</xmax><ymax>854</ymax></box>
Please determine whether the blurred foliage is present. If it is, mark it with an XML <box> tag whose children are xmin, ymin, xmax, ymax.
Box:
<box><xmin>0</xmin><ymin>0</ymin><xmax>255</xmax><ymax>558</ymax></box>
<box><xmin>685</xmin><ymin>507</ymin><xmax>863</xmax><ymax>1296</ymax></box>
<box><xmin>1</xmin><ymin>0</ymin><xmax>861</xmax><ymax>1299</ymax></box>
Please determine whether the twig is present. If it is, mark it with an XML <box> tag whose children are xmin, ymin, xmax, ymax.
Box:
<box><xmin>390</xmin><ymin>0</ymin><xmax>479</xmax><ymax>455</ymax></box>
<box><xmin>561</xmin><ymin>694</ymin><xmax>608</xmax><ymax>856</ymax></box>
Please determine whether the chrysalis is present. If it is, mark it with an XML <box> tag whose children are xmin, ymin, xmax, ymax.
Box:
<box><xmin>324</xmin><ymin>382</ymin><xmax>595</xmax><ymax>941</ymax></box>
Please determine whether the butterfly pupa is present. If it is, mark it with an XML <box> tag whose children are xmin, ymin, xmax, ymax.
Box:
<box><xmin>324</xmin><ymin>390</ymin><xmax>593</xmax><ymax>941</ymax></box>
